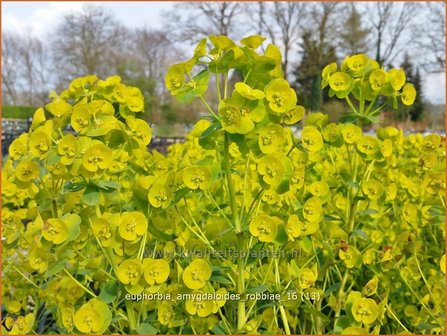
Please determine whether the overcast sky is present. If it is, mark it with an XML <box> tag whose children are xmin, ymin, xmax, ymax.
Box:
<box><xmin>2</xmin><ymin>1</ymin><xmax>445</xmax><ymax>105</ymax></box>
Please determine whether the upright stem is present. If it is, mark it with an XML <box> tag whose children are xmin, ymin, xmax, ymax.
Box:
<box><xmin>223</xmin><ymin>132</ymin><xmax>246</xmax><ymax>330</ymax></box>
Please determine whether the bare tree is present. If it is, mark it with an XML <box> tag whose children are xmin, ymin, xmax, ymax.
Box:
<box><xmin>338</xmin><ymin>3</ymin><xmax>371</xmax><ymax>55</ymax></box>
<box><xmin>252</xmin><ymin>2</ymin><xmax>306</xmax><ymax>79</ymax></box>
<box><xmin>413</xmin><ymin>2</ymin><xmax>445</xmax><ymax>73</ymax></box>
<box><xmin>52</xmin><ymin>5</ymin><xmax>127</xmax><ymax>83</ymax></box>
<box><xmin>2</xmin><ymin>32</ymin><xmax>20</xmax><ymax>105</ymax></box>
<box><xmin>368</xmin><ymin>2</ymin><xmax>419</xmax><ymax>65</ymax></box>
<box><xmin>164</xmin><ymin>2</ymin><xmax>243</xmax><ymax>43</ymax></box>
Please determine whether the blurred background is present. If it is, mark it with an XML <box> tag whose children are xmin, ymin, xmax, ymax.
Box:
<box><xmin>1</xmin><ymin>1</ymin><xmax>445</xmax><ymax>142</ymax></box>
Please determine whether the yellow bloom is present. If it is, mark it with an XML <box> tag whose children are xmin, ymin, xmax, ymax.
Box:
<box><xmin>183</xmin><ymin>259</ymin><xmax>212</xmax><ymax>290</ymax></box>
<box><xmin>322</xmin><ymin>62</ymin><xmax>337</xmax><ymax>88</ymax></box>
<box><xmin>58</xmin><ymin>134</ymin><xmax>78</xmax><ymax>165</ymax></box>
<box><xmin>9</xmin><ymin>134</ymin><xmax>28</xmax><ymax>160</ymax></box>
<box><xmin>302</xmin><ymin>197</ymin><xmax>323</xmax><ymax>222</ymax></box>
<box><xmin>351</xmin><ymin>297</ymin><xmax>379</xmax><ymax>325</ymax></box>
<box><xmin>82</xmin><ymin>142</ymin><xmax>113</xmax><ymax>172</ymax></box>
<box><xmin>249</xmin><ymin>214</ymin><xmax>281</xmax><ymax>242</ymax></box>
<box><xmin>158</xmin><ymin>302</ymin><xmax>174</xmax><ymax>326</ymax></box>
<box><xmin>71</xmin><ymin>105</ymin><xmax>91</xmax><ymax>134</ymax></box>
<box><xmin>143</xmin><ymin>258</ymin><xmax>170</xmax><ymax>285</ymax></box>
<box><xmin>308</xmin><ymin>181</ymin><xmax>329</xmax><ymax>197</ymax></box>
<box><xmin>301</xmin><ymin>126</ymin><xmax>323</xmax><ymax>152</ymax></box>
<box><xmin>5</xmin><ymin>313</ymin><xmax>35</xmax><ymax>334</ymax></box>
<box><xmin>347</xmin><ymin>54</ymin><xmax>369</xmax><ymax>73</ymax></box>
<box><xmin>126</xmin><ymin>116</ymin><xmax>152</xmax><ymax>146</ymax></box>
<box><xmin>342</xmin><ymin>124</ymin><xmax>362</xmax><ymax>144</ymax></box>
<box><xmin>185</xmin><ymin>291</ymin><xmax>215</xmax><ymax>317</ymax></box>
<box><xmin>401</xmin><ymin>83</ymin><xmax>416</xmax><ymax>106</ymax></box>
<box><xmin>339</xmin><ymin>245</ymin><xmax>360</xmax><ymax>268</ymax></box>
<box><xmin>357</xmin><ymin>136</ymin><xmax>379</xmax><ymax>156</ymax></box>
<box><xmin>73</xmin><ymin>298</ymin><xmax>111</xmax><ymax>334</ymax></box>
<box><xmin>15</xmin><ymin>160</ymin><xmax>39</xmax><ymax>183</ymax></box>
<box><xmin>369</xmin><ymin>69</ymin><xmax>387</xmax><ymax>91</ymax></box>
<box><xmin>286</xmin><ymin>214</ymin><xmax>318</xmax><ymax>240</ymax></box>
<box><xmin>362</xmin><ymin>180</ymin><xmax>384</xmax><ymax>200</ymax></box>
<box><xmin>299</xmin><ymin>268</ymin><xmax>317</xmax><ymax>289</ymax></box>
<box><xmin>46</xmin><ymin>100</ymin><xmax>73</xmax><ymax>117</ymax></box>
<box><xmin>265</xmin><ymin>78</ymin><xmax>297</xmax><ymax>113</ymax></box>
<box><xmin>281</xmin><ymin>105</ymin><xmax>305</xmax><ymax>125</ymax></box>
<box><xmin>29</xmin><ymin>130</ymin><xmax>51</xmax><ymax>159</ymax></box>
<box><xmin>182</xmin><ymin>165</ymin><xmax>212</xmax><ymax>190</ymax></box>
<box><xmin>257</xmin><ymin>154</ymin><xmax>287</xmax><ymax>186</ymax></box>
<box><xmin>258</xmin><ymin>124</ymin><xmax>286</xmax><ymax>154</ymax></box>
<box><xmin>118</xmin><ymin>211</ymin><xmax>147</xmax><ymax>241</ymax></box>
<box><xmin>329</xmin><ymin>72</ymin><xmax>352</xmax><ymax>92</ymax></box>
<box><xmin>42</xmin><ymin>218</ymin><xmax>69</xmax><ymax>244</ymax></box>
<box><xmin>388</xmin><ymin>68</ymin><xmax>406</xmax><ymax>91</ymax></box>
<box><xmin>235</xmin><ymin>82</ymin><xmax>265</xmax><ymax>100</ymax></box>
<box><xmin>91</xmin><ymin>218</ymin><xmax>114</xmax><ymax>247</ymax></box>
<box><xmin>165</xmin><ymin>64</ymin><xmax>185</xmax><ymax>91</ymax></box>
<box><xmin>148</xmin><ymin>183</ymin><xmax>173</xmax><ymax>209</ymax></box>
<box><xmin>117</xmin><ymin>259</ymin><xmax>143</xmax><ymax>285</ymax></box>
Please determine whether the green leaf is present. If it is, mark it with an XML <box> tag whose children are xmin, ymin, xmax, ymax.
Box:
<box><xmin>45</xmin><ymin>260</ymin><xmax>65</xmax><ymax>277</ymax></box>
<box><xmin>136</xmin><ymin>323</ymin><xmax>158</xmax><ymax>335</ymax></box>
<box><xmin>62</xmin><ymin>213</ymin><xmax>81</xmax><ymax>242</ymax></box>
<box><xmin>200</xmin><ymin>122</ymin><xmax>222</xmax><ymax>140</ymax></box>
<box><xmin>171</xmin><ymin>188</ymin><xmax>191</xmax><ymax>207</ymax></box>
<box><xmin>94</xmin><ymin>180</ymin><xmax>120</xmax><ymax>191</ymax></box>
<box><xmin>246</xmin><ymin>285</ymin><xmax>268</xmax><ymax>294</ymax></box>
<box><xmin>82</xmin><ymin>185</ymin><xmax>100</xmax><ymax>206</ymax></box>
<box><xmin>99</xmin><ymin>281</ymin><xmax>118</xmax><ymax>304</ymax></box>
<box><xmin>64</xmin><ymin>181</ymin><xmax>87</xmax><ymax>192</ymax></box>
<box><xmin>209</xmin><ymin>275</ymin><xmax>233</xmax><ymax>285</ymax></box>
<box><xmin>351</xmin><ymin>230</ymin><xmax>369</xmax><ymax>240</ymax></box>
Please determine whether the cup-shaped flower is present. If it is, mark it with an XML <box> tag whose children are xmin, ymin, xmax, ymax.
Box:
<box><xmin>258</xmin><ymin>124</ymin><xmax>286</xmax><ymax>154</ymax></box>
<box><xmin>71</xmin><ymin>105</ymin><xmax>91</xmax><ymax>134</ymax></box>
<box><xmin>143</xmin><ymin>258</ymin><xmax>170</xmax><ymax>285</ymax></box>
<box><xmin>265</xmin><ymin>78</ymin><xmax>297</xmax><ymax>113</ymax></box>
<box><xmin>342</xmin><ymin>124</ymin><xmax>362</xmax><ymax>144</ymax></box>
<box><xmin>339</xmin><ymin>245</ymin><xmax>360</xmax><ymax>268</ymax></box>
<box><xmin>249</xmin><ymin>214</ymin><xmax>281</xmax><ymax>243</ymax></box>
<box><xmin>281</xmin><ymin>105</ymin><xmax>305</xmax><ymax>125</ymax></box>
<box><xmin>165</xmin><ymin>64</ymin><xmax>185</xmax><ymax>92</ymax></box>
<box><xmin>401</xmin><ymin>83</ymin><xmax>416</xmax><ymax>106</ymax></box>
<box><xmin>46</xmin><ymin>100</ymin><xmax>73</xmax><ymax>118</ymax></box>
<box><xmin>369</xmin><ymin>69</ymin><xmax>387</xmax><ymax>91</ymax></box>
<box><xmin>73</xmin><ymin>298</ymin><xmax>111</xmax><ymax>334</ymax></box>
<box><xmin>42</xmin><ymin>218</ymin><xmax>68</xmax><ymax>244</ymax></box>
<box><xmin>82</xmin><ymin>142</ymin><xmax>113</xmax><ymax>172</ymax></box>
<box><xmin>321</xmin><ymin>62</ymin><xmax>337</xmax><ymax>89</ymax></box>
<box><xmin>126</xmin><ymin>116</ymin><xmax>152</xmax><ymax>146</ymax></box>
<box><xmin>148</xmin><ymin>183</ymin><xmax>173</xmax><ymax>209</ymax></box>
<box><xmin>117</xmin><ymin>259</ymin><xmax>143</xmax><ymax>285</ymax></box>
<box><xmin>257</xmin><ymin>154</ymin><xmax>286</xmax><ymax>186</ymax></box>
<box><xmin>299</xmin><ymin>268</ymin><xmax>317</xmax><ymax>289</ymax></box>
<box><xmin>286</xmin><ymin>214</ymin><xmax>318</xmax><ymax>240</ymax></box>
<box><xmin>15</xmin><ymin>160</ymin><xmax>39</xmax><ymax>183</ymax></box>
<box><xmin>185</xmin><ymin>291</ymin><xmax>215</xmax><ymax>317</ymax></box>
<box><xmin>308</xmin><ymin>181</ymin><xmax>329</xmax><ymax>197</ymax></box>
<box><xmin>235</xmin><ymin>82</ymin><xmax>265</xmax><ymax>100</ymax></box>
<box><xmin>301</xmin><ymin>126</ymin><xmax>323</xmax><ymax>152</ymax></box>
<box><xmin>329</xmin><ymin>72</ymin><xmax>352</xmax><ymax>92</ymax></box>
<box><xmin>118</xmin><ymin>211</ymin><xmax>148</xmax><ymax>241</ymax></box>
<box><xmin>388</xmin><ymin>68</ymin><xmax>406</xmax><ymax>91</ymax></box>
<box><xmin>302</xmin><ymin>197</ymin><xmax>323</xmax><ymax>223</ymax></box>
<box><xmin>219</xmin><ymin>102</ymin><xmax>242</xmax><ymax>134</ymax></box>
<box><xmin>362</xmin><ymin>180</ymin><xmax>384</xmax><ymax>200</ymax></box>
<box><xmin>357</xmin><ymin>136</ymin><xmax>379</xmax><ymax>156</ymax></box>
<box><xmin>5</xmin><ymin>313</ymin><xmax>35</xmax><ymax>335</ymax></box>
<box><xmin>351</xmin><ymin>298</ymin><xmax>379</xmax><ymax>325</ymax></box>
<box><xmin>182</xmin><ymin>165</ymin><xmax>212</xmax><ymax>190</ymax></box>
<box><xmin>91</xmin><ymin>218</ymin><xmax>114</xmax><ymax>247</ymax></box>
<box><xmin>183</xmin><ymin>259</ymin><xmax>212</xmax><ymax>290</ymax></box>
<box><xmin>29</xmin><ymin>130</ymin><xmax>51</xmax><ymax>159</ymax></box>
<box><xmin>58</xmin><ymin>134</ymin><xmax>78</xmax><ymax>165</ymax></box>
<box><xmin>347</xmin><ymin>54</ymin><xmax>369</xmax><ymax>73</ymax></box>
<box><xmin>9</xmin><ymin>135</ymin><xmax>28</xmax><ymax>161</ymax></box>
<box><xmin>158</xmin><ymin>302</ymin><xmax>174</xmax><ymax>326</ymax></box>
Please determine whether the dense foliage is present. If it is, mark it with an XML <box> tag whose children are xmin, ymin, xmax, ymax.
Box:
<box><xmin>2</xmin><ymin>35</ymin><xmax>445</xmax><ymax>335</ymax></box>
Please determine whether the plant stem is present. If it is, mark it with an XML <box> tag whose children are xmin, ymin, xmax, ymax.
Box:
<box><xmin>223</xmin><ymin>132</ymin><xmax>246</xmax><ymax>330</ymax></box>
